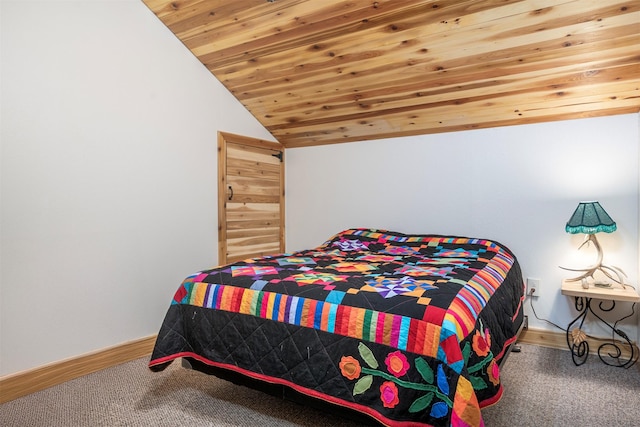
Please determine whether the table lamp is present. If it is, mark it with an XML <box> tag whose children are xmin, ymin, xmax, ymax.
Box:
<box><xmin>560</xmin><ymin>201</ymin><xmax>626</xmax><ymax>287</ymax></box>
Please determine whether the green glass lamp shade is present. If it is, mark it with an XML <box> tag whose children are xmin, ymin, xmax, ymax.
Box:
<box><xmin>565</xmin><ymin>201</ymin><xmax>617</xmax><ymax>234</ymax></box>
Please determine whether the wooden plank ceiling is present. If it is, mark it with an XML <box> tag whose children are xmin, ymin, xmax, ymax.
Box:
<box><xmin>143</xmin><ymin>0</ymin><xmax>640</xmax><ymax>148</ymax></box>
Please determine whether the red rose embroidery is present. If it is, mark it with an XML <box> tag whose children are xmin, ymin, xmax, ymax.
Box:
<box><xmin>472</xmin><ymin>328</ymin><xmax>492</xmax><ymax>357</ymax></box>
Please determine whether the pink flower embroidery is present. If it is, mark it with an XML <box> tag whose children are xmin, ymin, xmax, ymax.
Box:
<box><xmin>380</xmin><ymin>381</ymin><xmax>400</xmax><ymax>408</ymax></box>
<box><xmin>488</xmin><ymin>360</ymin><xmax>500</xmax><ymax>386</ymax></box>
<box><xmin>385</xmin><ymin>351</ymin><xmax>410</xmax><ymax>377</ymax></box>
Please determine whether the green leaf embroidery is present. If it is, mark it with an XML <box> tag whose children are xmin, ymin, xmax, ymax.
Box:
<box><xmin>358</xmin><ymin>342</ymin><xmax>379</xmax><ymax>369</ymax></box>
<box><xmin>469</xmin><ymin>375</ymin><xmax>488</xmax><ymax>390</ymax></box>
<box><xmin>409</xmin><ymin>392</ymin><xmax>434</xmax><ymax>413</ymax></box>
<box><xmin>415</xmin><ymin>357</ymin><xmax>434</xmax><ymax>384</ymax></box>
<box><xmin>353</xmin><ymin>375</ymin><xmax>373</xmax><ymax>395</ymax></box>
<box><xmin>462</xmin><ymin>342</ymin><xmax>471</xmax><ymax>364</ymax></box>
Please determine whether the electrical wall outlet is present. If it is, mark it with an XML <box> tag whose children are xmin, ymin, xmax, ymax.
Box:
<box><xmin>526</xmin><ymin>278</ymin><xmax>541</xmax><ymax>297</ymax></box>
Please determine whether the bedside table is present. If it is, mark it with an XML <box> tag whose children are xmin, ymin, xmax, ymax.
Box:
<box><xmin>561</xmin><ymin>279</ymin><xmax>639</xmax><ymax>367</ymax></box>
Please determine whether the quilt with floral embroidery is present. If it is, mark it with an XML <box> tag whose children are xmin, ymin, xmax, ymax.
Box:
<box><xmin>149</xmin><ymin>229</ymin><xmax>525</xmax><ymax>427</ymax></box>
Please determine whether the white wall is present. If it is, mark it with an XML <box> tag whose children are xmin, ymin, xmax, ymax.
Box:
<box><xmin>0</xmin><ymin>0</ymin><xmax>275</xmax><ymax>376</ymax></box>
<box><xmin>286</xmin><ymin>114</ymin><xmax>640</xmax><ymax>342</ymax></box>
<box><xmin>2</xmin><ymin>1</ymin><xmax>638</xmax><ymax>379</ymax></box>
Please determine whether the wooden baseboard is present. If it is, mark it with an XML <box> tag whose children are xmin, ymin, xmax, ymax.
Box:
<box><xmin>0</xmin><ymin>335</ymin><xmax>157</xmax><ymax>404</ymax></box>
<box><xmin>519</xmin><ymin>327</ymin><xmax>638</xmax><ymax>360</ymax></box>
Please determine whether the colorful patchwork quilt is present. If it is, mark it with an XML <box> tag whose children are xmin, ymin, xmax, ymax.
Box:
<box><xmin>149</xmin><ymin>229</ymin><xmax>525</xmax><ymax>427</ymax></box>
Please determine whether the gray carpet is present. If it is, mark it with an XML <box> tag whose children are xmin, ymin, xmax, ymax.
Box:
<box><xmin>1</xmin><ymin>344</ymin><xmax>639</xmax><ymax>426</ymax></box>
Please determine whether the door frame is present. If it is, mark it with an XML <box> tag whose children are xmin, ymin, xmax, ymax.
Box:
<box><xmin>217</xmin><ymin>131</ymin><xmax>285</xmax><ymax>265</ymax></box>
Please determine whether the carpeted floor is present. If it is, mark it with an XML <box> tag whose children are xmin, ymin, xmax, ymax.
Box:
<box><xmin>482</xmin><ymin>344</ymin><xmax>640</xmax><ymax>426</ymax></box>
<box><xmin>1</xmin><ymin>344</ymin><xmax>639</xmax><ymax>426</ymax></box>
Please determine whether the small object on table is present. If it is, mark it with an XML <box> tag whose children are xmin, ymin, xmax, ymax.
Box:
<box><xmin>594</xmin><ymin>281</ymin><xmax>612</xmax><ymax>288</ymax></box>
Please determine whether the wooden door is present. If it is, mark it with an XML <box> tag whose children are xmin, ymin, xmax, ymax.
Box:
<box><xmin>218</xmin><ymin>132</ymin><xmax>285</xmax><ymax>265</ymax></box>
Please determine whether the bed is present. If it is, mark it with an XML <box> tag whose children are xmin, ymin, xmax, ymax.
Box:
<box><xmin>149</xmin><ymin>228</ymin><xmax>525</xmax><ymax>427</ymax></box>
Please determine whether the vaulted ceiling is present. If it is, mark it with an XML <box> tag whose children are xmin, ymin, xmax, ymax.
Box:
<box><xmin>143</xmin><ymin>0</ymin><xmax>640</xmax><ymax>148</ymax></box>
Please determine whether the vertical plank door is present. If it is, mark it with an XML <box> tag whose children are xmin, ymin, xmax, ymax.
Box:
<box><xmin>218</xmin><ymin>132</ymin><xmax>284</xmax><ymax>265</ymax></box>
